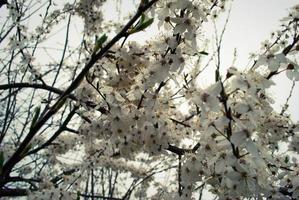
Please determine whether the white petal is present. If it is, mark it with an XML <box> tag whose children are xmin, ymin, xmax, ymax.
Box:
<box><xmin>231</xmin><ymin>130</ymin><xmax>248</xmax><ymax>146</ymax></box>
<box><xmin>114</xmin><ymin>92</ymin><xmax>125</xmax><ymax>102</ymax></box>
<box><xmin>245</xmin><ymin>139</ymin><xmax>259</xmax><ymax>157</ymax></box>
<box><xmin>174</xmin><ymin>24</ymin><xmax>186</xmax><ymax>34</ymax></box>
<box><xmin>293</xmin><ymin>177</ymin><xmax>299</xmax><ymax>187</ymax></box>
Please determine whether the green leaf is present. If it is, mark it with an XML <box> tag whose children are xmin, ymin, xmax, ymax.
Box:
<box><xmin>140</xmin><ymin>13</ymin><xmax>146</xmax><ymax>24</ymax></box>
<box><xmin>93</xmin><ymin>34</ymin><xmax>108</xmax><ymax>54</ymax></box>
<box><xmin>284</xmin><ymin>155</ymin><xmax>289</xmax><ymax>163</ymax></box>
<box><xmin>128</xmin><ymin>14</ymin><xmax>154</xmax><ymax>34</ymax></box>
<box><xmin>21</xmin><ymin>144</ymin><xmax>32</xmax><ymax>157</ymax></box>
<box><xmin>137</xmin><ymin>18</ymin><xmax>154</xmax><ymax>31</ymax></box>
<box><xmin>52</xmin><ymin>95</ymin><xmax>68</xmax><ymax>112</ymax></box>
<box><xmin>30</xmin><ymin>106</ymin><xmax>41</xmax><ymax>129</ymax></box>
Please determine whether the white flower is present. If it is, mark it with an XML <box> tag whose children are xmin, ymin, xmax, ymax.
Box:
<box><xmin>168</xmin><ymin>49</ymin><xmax>185</xmax><ymax>72</ymax></box>
<box><xmin>190</xmin><ymin>3</ymin><xmax>208</xmax><ymax>22</ymax></box>
<box><xmin>281</xmin><ymin>4</ymin><xmax>299</xmax><ymax>21</ymax></box>
<box><xmin>289</xmin><ymin>133</ymin><xmax>299</xmax><ymax>153</ymax></box>
<box><xmin>165</xmin><ymin>37</ymin><xmax>179</xmax><ymax>50</ymax></box>
<box><xmin>174</xmin><ymin>0</ymin><xmax>192</xmax><ymax>10</ymax></box>
<box><xmin>214</xmin><ymin>116</ymin><xmax>230</xmax><ymax>131</ymax></box>
<box><xmin>127</xmin><ymin>85</ymin><xmax>143</xmax><ymax>101</ymax></box>
<box><xmin>260</xmin><ymin>40</ymin><xmax>271</xmax><ymax>50</ymax></box>
<box><xmin>171</xmin><ymin>17</ymin><xmax>194</xmax><ymax>34</ymax></box>
<box><xmin>256</xmin><ymin>53</ymin><xmax>287</xmax><ymax>72</ymax></box>
<box><xmin>230</xmin><ymin>129</ymin><xmax>249</xmax><ymax>146</ymax></box>
<box><xmin>191</xmin><ymin>82</ymin><xmax>222</xmax><ymax>112</ymax></box>
<box><xmin>234</xmin><ymin>103</ymin><xmax>250</xmax><ymax>114</ymax></box>
<box><xmin>286</xmin><ymin>63</ymin><xmax>299</xmax><ymax>81</ymax></box>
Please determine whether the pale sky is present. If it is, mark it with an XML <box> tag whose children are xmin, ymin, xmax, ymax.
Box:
<box><xmin>214</xmin><ymin>0</ymin><xmax>299</xmax><ymax>121</ymax></box>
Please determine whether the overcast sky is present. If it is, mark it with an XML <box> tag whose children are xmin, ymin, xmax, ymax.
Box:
<box><xmin>215</xmin><ymin>0</ymin><xmax>299</xmax><ymax>121</ymax></box>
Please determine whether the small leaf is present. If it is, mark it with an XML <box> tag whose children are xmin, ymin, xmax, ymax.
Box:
<box><xmin>137</xmin><ymin>18</ymin><xmax>154</xmax><ymax>31</ymax></box>
<box><xmin>284</xmin><ymin>155</ymin><xmax>289</xmax><ymax>163</ymax></box>
<box><xmin>52</xmin><ymin>95</ymin><xmax>68</xmax><ymax>112</ymax></box>
<box><xmin>93</xmin><ymin>34</ymin><xmax>108</xmax><ymax>54</ymax></box>
<box><xmin>21</xmin><ymin>144</ymin><xmax>32</xmax><ymax>157</ymax></box>
<box><xmin>128</xmin><ymin>14</ymin><xmax>154</xmax><ymax>34</ymax></box>
<box><xmin>97</xmin><ymin>34</ymin><xmax>108</xmax><ymax>47</ymax></box>
<box><xmin>140</xmin><ymin>13</ymin><xmax>146</xmax><ymax>24</ymax></box>
<box><xmin>30</xmin><ymin>106</ymin><xmax>41</xmax><ymax>129</ymax></box>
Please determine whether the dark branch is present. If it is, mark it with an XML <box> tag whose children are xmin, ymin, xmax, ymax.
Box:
<box><xmin>0</xmin><ymin>188</ymin><xmax>28</xmax><ymax>197</ymax></box>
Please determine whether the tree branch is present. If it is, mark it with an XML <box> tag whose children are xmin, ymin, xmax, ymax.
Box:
<box><xmin>0</xmin><ymin>0</ymin><xmax>158</xmax><ymax>187</ymax></box>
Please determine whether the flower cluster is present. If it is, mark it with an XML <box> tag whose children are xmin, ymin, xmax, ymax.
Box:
<box><xmin>75</xmin><ymin>0</ymin><xmax>106</xmax><ymax>35</ymax></box>
<box><xmin>1</xmin><ymin>1</ymin><xmax>299</xmax><ymax>200</ymax></box>
<box><xmin>67</xmin><ymin>1</ymin><xmax>299</xmax><ymax>199</ymax></box>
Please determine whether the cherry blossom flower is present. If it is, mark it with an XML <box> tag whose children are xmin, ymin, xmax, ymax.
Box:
<box><xmin>286</xmin><ymin>63</ymin><xmax>299</xmax><ymax>81</ymax></box>
<box><xmin>256</xmin><ymin>53</ymin><xmax>288</xmax><ymax>72</ymax></box>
